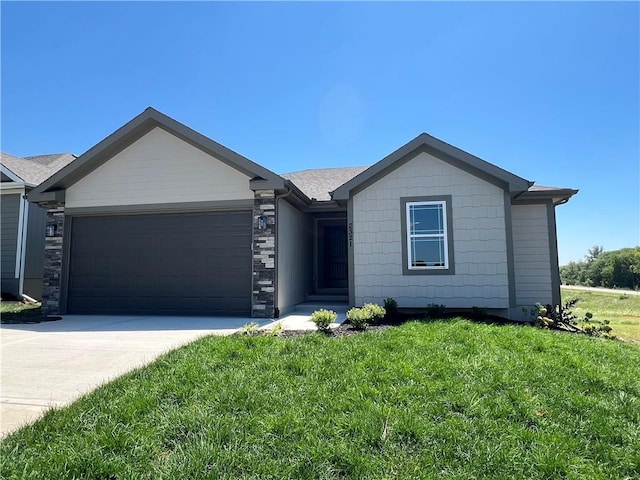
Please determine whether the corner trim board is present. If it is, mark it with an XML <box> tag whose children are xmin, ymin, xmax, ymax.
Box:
<box><xmin>547</xmin><ymin>202</ymin><xmax>561</xmax><ymax>305</ymax></box>
<box><xmin>347</xmin><ymin>199</ymin><xmax>356</xmax><ymax>306</ymax></box>
<box><xmin>504</xmin><ymin>192</ymin><xmax>516</xmax><ymax>308</ymax></box>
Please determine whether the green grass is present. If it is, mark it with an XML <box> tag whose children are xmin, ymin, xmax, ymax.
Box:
<box><xmin>562</xmin><ymin>287</ymin><xmax>640</xmax><ymax>343</ymax></box>
<box><xmin>0</xmin><ymin>301</ymin><xmax>42</xmax><ymax>323</ymax></box>
<box><xmin>2</xmin><ymin>320</ymin><xmax>639</xmax><ymax>479</ymax></box>
<box><xmin>0</xmin><ymin>301</ymin><xmax>40</xmax><ymax>315</ymax></box>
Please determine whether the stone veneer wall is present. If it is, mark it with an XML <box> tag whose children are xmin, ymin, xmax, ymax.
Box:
<box><xmin>39</xmin><ymin>194</ymin><xmax>277</xmax><ymax>318</ymax></box>
<box><xmin>41</xmin><ymin>205</ymin><xmax>65</xmax><ymax>315</ymax></box>
<box><xmin>252</xmin><ymin>190</ymin><xmax>276</xmax><ymax>317</ymax></box>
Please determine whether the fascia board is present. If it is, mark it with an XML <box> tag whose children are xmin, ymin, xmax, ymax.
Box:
<box><xmin>30</xmin><ymin>107</ymin><xmax>286</xmax><ymax>202</ymax></box>
<box><xmin>332</xmin><ymin>133</ymin><xmax>532</xmax><ymax>200</ymax></box>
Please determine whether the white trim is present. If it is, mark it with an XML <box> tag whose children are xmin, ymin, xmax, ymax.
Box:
<box><xmin>405</xmin><ymin>200</ymin><xmax>449</xmax><ymax>270</ymax></box>
<box><xmin>14</xmin><ymin>190</ymin><xmax>26</xmax><ymax>279</ymax></box>
<box><xmin>0</xmin><ymin>164</ymin><xmax>25</xmax><ymax>184</ymax></box>
<box><xmin>18</xmin><ymin>196</ymin><xmax>29</xmax><ymax>295</ymax></box>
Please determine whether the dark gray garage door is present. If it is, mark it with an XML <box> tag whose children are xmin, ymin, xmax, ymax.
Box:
<box><xmin>67</xmin><ymin>211</ymin><xmax>252</xmax><ymax>316</ymax></box>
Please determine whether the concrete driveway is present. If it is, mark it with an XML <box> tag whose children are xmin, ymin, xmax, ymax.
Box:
<box><xmin>0</xmin><ymin>315</ymin><xmax>257</xmax><ymax>437</ymax></box>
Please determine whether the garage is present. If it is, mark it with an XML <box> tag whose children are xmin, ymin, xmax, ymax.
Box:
<box><xmin>66</xmin><ymin>210</ymin><xmax>252</xmax><ymax>316</ymax></box>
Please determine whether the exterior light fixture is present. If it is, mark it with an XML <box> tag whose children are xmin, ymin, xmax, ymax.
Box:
<box><xmin>258</xmin><ymin>215</ymin><xmax>268</xmax><ymax>230</ymax></box>
<box><xmin>45</xmin><ymin>224</ymin><xmax>57</xmax><ymax>237</ymax></box>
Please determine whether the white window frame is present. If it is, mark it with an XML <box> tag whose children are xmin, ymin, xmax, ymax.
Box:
<box><xmin>405</xmin><ymin>200</ymin><xmax>449</xmax><ymax>270</ymax></box>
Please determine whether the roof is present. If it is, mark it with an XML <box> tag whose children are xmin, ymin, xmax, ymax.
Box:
<box><xmin>29</xmin><ymin>107</ymin><xmax>286</xmax><ymax>203</ymax></box>
<box><xmin>519</xmin><ymin>184</ymin><xmax>579</xmax><ymax>205</ymax></box>
<box><xmin>22</xmin><ymin>107</ymin><xmax>577</xmax><ymax>206</ymax></box>
<box><xmin>1</xmin><ymin>152</ymin><xmax>76</xmax><ymax>186</ymax></box>
<box><xmin>332</xmin><ymin>133</ymin><xmax>535</xmax><ymax>201</ymax></box>
<box><xmin>281</xmin><ymin>166</ymin><xmax>368</xmax><ymax>201</ymax></box>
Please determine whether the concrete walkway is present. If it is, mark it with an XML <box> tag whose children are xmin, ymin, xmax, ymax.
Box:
<box><xmin>0</xmin><ymin>305</ymin><xmax>347</xmax><ymax>437</ymax></box>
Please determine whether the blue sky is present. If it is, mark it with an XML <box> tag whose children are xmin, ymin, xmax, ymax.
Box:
<box><xmin>2</xmin><ymin>1</ymin><xmax>638</xmax><ymax>264</ymax></box>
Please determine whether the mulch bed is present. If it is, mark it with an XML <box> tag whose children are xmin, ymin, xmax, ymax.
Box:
<box><xmin>278</xmin><ymin>315</ymin><xmax>436</xmax><ymax>338</ymax></box>
<box><xmin>277</xmin><ymin>313</ymin><xmax>524</xmax><ymax>338</ymax></box>
<box><xmin>278</xmin><ymin>322</ymin><xmax>396</xmax><ymax>339</ymax></box>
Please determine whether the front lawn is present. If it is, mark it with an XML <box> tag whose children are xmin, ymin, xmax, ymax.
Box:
<box><xmin>2</xmin><ymin>320</ymin><xmax>639</xmax><ymax>479</ymax></box>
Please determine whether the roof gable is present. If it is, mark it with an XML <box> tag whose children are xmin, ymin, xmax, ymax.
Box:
<box><xmin>1</xmin><ymin>152</ymin><xmax>76</xmax><ymax>186</ymax></box>
<box><xmin>331</xmin><ymin>133</ymin><xmax>533</xmax><ymax>201</ymax></box>
<box><xmin>29</xmin><ymin>108</ymin><xmax>285</xmax><ymax>203</ymax></box>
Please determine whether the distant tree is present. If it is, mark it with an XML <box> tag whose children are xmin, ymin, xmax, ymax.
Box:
<box><xmin>560</xmin><ymin>261</ymin><xmax>586</xmax><ymax>286</ymax></box>
<box><xmin>561</xmin><ymin>246</ymin><xmax>640</xmax><ymax>290</ymax></box>
<box><xmin>586</xmin><ymin>245</ymin><xmax>604</xmax><ymax>263</ymax></box>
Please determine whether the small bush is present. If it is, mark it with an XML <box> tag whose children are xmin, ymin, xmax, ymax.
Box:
<box><xmin>426</xmin><ymin>303</ymin><xmax>446</xmax><ymax>318</ymax></box>
<box><xmin>363</xmin><ymin>303</ymin><xmax>386</xmax><ymax>324</ymax></box>
<box><xmin>268</xmin><ymin>321</ymin><xmax>284</xmax><ymax>337</ymax></box>
<box><xmin>533</xmin><ymin>300</ymin><xmax>616</xmax><ymax>339</ymax></box>
<box><xmin>240</xmin><ymin>322</ymin><xmax>260</xmax><ymax>336</ymax></box>
<box><xmin>383</xmin><ymin>297</ymin><xmax>398</xmax><ymax>318</ymax></box>
<box><xmin>471</xmin><ymin>306</ymin><xmax>487</xmax><ymax>321</ymax></box>
<box><xmin>347</xmin><ymin>307</ymin><xmax>370</xmax><ymax>331</ymax></box>
<box><xmin>311</xmin><ymin>309</ymin><xmax>336</xmax><ymax>333</ymax></box>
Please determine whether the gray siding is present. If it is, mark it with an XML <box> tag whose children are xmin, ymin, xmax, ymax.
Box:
<box><xmin>66</xmin><ymin>127</ymin><xmax>254</xmax><ymax>208</ymax></box>
<box><xmin>23</xmin><ymin>202</ymin><xmax>47</xmax><ymax>299</ymax></box>
<box><xmin>277</xmin><ymin>199</ymin><xmax>313</xmax><ymax>314</ymax></box>
<box><xmin>512</xmin><ymin>204</ymin><xmax>553</xmax><ymax>310</ymax></box>
<box><xmin>1</xmin><ymin>193</ymin><xmax>20</xmax><ymax>296</ymax></box>
<box><xmin>352</xmin><ymin>151</ymin><xmax>509</xmax><ymax>308</ymax></box>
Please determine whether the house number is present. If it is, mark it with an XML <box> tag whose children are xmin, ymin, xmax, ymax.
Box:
<box><xmin>348</xmin><ymin>222</ymin><xmax>353</xmax><ymax>247</ymax></box>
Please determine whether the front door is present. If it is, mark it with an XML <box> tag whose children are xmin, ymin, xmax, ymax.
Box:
<box><xmin>318</xmin><ymin>221</ymin><xmax>348</xmax><ymax>290</ymax></box>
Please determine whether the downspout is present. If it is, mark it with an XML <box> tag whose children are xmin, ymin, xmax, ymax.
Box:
<box><xmin>14</xmin><ymin>189</ymin><xmax>26</xmax><ymax>281</ymax></box>
<box><xmin>273</xmin><ymin>185</ymin><xmax>293</xmax><ymax>318</ymax></box>
<box><xmin>18</xmin><ymin>193</ymin><xmax>35</xmax><ymax>302</ymax></box>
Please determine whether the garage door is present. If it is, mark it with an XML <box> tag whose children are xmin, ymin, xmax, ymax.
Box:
<box><xmin>67</xmin><ymin>211</ymin><xmax>252</xmax><ymax>316</ymax></box>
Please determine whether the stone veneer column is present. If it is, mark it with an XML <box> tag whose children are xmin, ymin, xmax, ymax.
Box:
<box><xmin>252</xmin><ymin>190</ymin><xmax>276</xmax><ymax>318</ymax></box>
<box><xmin>41</xmin><ymin>205</ymin><xmax>65</xmax><ymax>315</ymax></box>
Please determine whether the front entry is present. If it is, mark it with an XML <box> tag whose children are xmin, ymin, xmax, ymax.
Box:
<box><xmin>317</xmin><ymin>220</ymin><xmax>348</xmax><ymax>291</ymax></box>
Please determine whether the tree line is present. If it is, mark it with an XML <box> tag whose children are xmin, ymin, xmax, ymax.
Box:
<box><xmin>560</xmin><ymin>246</ymin><xmax>640</xmax><ymax>290</ymax></box>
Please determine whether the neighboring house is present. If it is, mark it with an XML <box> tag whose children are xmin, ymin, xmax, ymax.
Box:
<box><xmin>1</xmin><ymin>152</ymin><xmax>76</xmax><ymax>300</ymax></box>
<box><xmin>29</xmin><ymin>108</ymin><xmax>577</xmax><ymax>320</ymax></box>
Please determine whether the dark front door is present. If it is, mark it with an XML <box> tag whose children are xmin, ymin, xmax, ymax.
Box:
<box><xmin>318</xmin><ymin>223</ymin><xmax>348</xmax><ymax>290</ymax></box>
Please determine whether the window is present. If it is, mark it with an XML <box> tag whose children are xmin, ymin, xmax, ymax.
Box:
<box><xmin>401</xmin><ymin>196</ymin><xmax>454</xmax><ymax>275</ymax></box>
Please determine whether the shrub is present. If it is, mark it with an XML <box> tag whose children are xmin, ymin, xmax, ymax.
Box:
<box><xmin>471</xmin><ymin>306</ymin><xmax>487</xmax><ymax>321</ymax></box>
<box><xmin>383</xmin><ymin>297</ymin><xmax>398</xmax><ymax>318</ymax></box>
<box><xmin>533</xmin><ymin>299</ymin><xmax>615</xmax><ymax>339</ymax></box>
<box><xmin>241</xmin><ymin>322</ymin><xmax>260</xmax><ymax>336</ymax></box>
<box><xmin>347</xmin><ymin>307</ymin><xmax>370</xmax><ymax>331</ymax></box>
<box><xmin>311</xmin><ymin>309</ymin><xmax>336</xmax><ymax>333</ymax></box>
<box><xmin>363</xmin><ymin>303</ymin><xmax>386</xmax><ymax>324</ymax></box>
<box><xmin>268</xmin><ymin>321</ymin><xmax>284</xmax><ymax>337</ymax></box>
<box><xmin>426</xmin><ymin>303</ymin><xmax>446</xmax><ymax>318</ymax></box>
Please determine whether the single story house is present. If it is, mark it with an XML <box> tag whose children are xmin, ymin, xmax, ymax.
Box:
<box><xmin>1</xmin><ymin>152</ymin><xmax>76</xmax><ymax>300</ymax></box>
<box><xmin>29</xmin><ymin>108</ymin><xmax>577</xmax><ymax>320</ymax></box>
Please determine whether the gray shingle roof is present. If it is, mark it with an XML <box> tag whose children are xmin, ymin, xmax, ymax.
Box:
<box><xmin>1</xmin><ymin>152</ymin><xmax>76</xmax><ymax>186</ymax></box>
<box><xmin>281</xmin><ymin>166</ymin><xmax>369</xmax><ymax>201</ymax></box>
